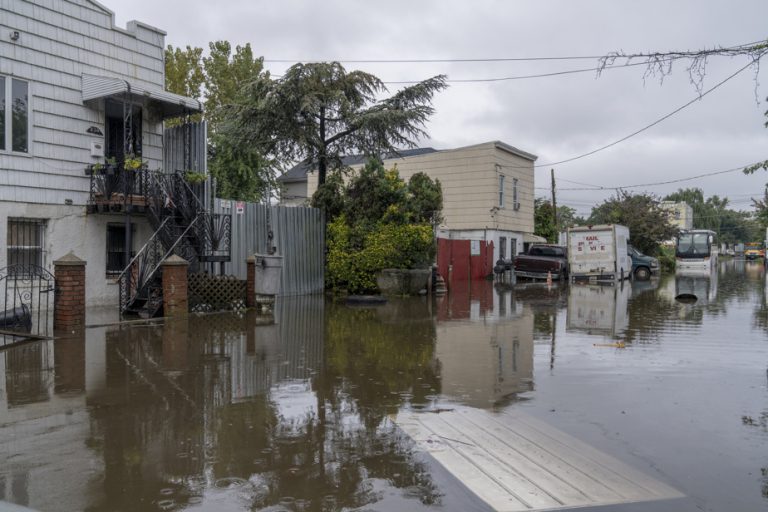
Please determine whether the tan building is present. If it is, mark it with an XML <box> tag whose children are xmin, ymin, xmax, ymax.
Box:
<box><xmin>660</xmin><ymin>201</ymin><xmax>693</xmax><ymax>231</ymax></box>
<box><xmin>277</xmin><ymin>141</ymin><xmax>538</xmax><ymax>270</ymax></box>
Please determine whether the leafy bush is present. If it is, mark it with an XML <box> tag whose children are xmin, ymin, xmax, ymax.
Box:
<box><xmin>658</xmin><ymin>245</ymin><xmax>676</xmax><ymax>273</ymax></box>
<box><xmin>326</xmin><ymin>215</ymin><xmax>434</xmax><ymax>293</ymax></box>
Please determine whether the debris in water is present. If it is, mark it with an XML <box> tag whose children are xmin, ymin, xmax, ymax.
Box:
<box><xmin>593</xmin><ymin>342</ymin><xmax>626</xmax><ymax>348</ymax></box>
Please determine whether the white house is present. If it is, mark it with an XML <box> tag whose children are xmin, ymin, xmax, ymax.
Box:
<box><xmin>0</xmin><ymin>0</ymin><xmax>203</xmax><ymax>307</ymax></box>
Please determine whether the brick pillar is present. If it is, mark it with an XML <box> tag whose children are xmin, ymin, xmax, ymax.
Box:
<box><xmin>54</xmin><ymin>252</ymin><xmax>86</xmax><ymax>332</ymax></box>
<box><xmin>162</xmin><ymin>255</ymin><xmax>189</xmax><ymax>316</ymax></box>
<box><xmin>246</xmin><ymin>255</ymin><xmax>256</xmax><ymax>308</ymax></box>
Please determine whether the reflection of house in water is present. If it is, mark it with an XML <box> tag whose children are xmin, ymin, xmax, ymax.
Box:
<box><xmin>566</xmin><ymin>283</ymin><xmax>630</xmax><ymax>337</ymax></box>
<box><xmin>0</xmin><ymin>333</ymin><xmax>104</xmax><ymax>511</ymax></box>
<box><xmin>435</xmin><ymin>281</ymin><xmax>534</xmax><ymax>408</ymax></box>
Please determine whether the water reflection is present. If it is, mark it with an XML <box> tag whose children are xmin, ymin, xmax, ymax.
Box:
<box><xmin>566</xmin><ymin>283</ymin><xmax>630</xmax><ymax>337</ymax></box>
<box><xmin>1</xmin><ymin>267</ymin><xmax>767</xmax><ymax>511</ymax></box>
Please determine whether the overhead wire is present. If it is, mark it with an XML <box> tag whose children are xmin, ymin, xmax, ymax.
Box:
<box><xmin>495</xmin><ymin>55</ymin><xmax>766</xmax><ymax>170</ymax></box>
<box><xmin>262</xmin><ymin>39</ymin><xmax>766</xmax><ymax>65</ymax></box>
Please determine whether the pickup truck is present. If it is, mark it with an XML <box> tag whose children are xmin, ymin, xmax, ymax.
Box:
<box><xmin>514</xmin><ymin>244</ymin><xmax>568</xmax><ymax>280</ymax></box>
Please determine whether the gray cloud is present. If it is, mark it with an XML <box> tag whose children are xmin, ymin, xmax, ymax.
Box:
<box><xmin>108</xmin><ymin>0</ymin><xmax>768</xmax><ymax>213</ymax></box>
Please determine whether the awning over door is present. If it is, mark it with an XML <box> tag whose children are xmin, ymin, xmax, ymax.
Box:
<box><xmin>82</xmin><ymin>74</ymin><xmax>202</xmax><ymax>119</ymax></box>
<box><xmin>523</xmin><ymin>233</ymin><xmax>547</xmax><ymax>244</ymax></box>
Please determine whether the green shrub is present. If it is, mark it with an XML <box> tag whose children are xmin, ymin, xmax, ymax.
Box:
<box><xmin>326</xmin><ymin>215</ymin><xmax>434</xmax><ymax>293</ymax></box>
<box><xmin>658</xmin><ymin>245</ymin><xmax>676</xmax><ymax>273</ymax></box>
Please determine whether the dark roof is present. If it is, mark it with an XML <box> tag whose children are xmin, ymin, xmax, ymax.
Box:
<box><xmin>277</xmin><ymin>148</ymin><xmax>438</xmax><ymax>183</ymax></box>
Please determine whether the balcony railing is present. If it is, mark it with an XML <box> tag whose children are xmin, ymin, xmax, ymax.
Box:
<box><xmin>86</xmin><ymin>163</ymin><xmax>152</xmax><ymax>214</ymax></box>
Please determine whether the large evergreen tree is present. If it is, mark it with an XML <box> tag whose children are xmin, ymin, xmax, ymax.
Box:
<box><xmin>221</xmin><ymin>62</ymin><xmax>447</xmax><ymax>187</ymax></box>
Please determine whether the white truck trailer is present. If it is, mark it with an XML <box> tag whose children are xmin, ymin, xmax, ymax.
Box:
<box><xmin>566</xmin><ymin>224</ymin><xmax>632</xmax><ymax>283</ymax></box>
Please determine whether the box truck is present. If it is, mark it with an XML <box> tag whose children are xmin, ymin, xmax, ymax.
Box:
<box><xmin>566</xmin><ymin>224</ymin><xmax>631</xmax><ymax>283</ymax></box>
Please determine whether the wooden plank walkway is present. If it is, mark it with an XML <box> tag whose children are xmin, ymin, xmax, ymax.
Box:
<box><xmin>395</xmin><ymin>407</ymin><xmax>684</xmax><ymax>511</ymax></box>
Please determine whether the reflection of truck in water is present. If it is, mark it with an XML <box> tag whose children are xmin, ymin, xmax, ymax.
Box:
<box><xmin>566</xmin><ymin>283</ymin><xmax>630</xmax><ymax>336</ymax></box>
<box><xmin>566</xmin><ymin>225</ymin><xmax>631</xmax><ymax>283</ymax></box>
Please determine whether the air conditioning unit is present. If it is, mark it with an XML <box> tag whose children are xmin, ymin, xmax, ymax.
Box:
<box><xmin>513</xmin><ymin>202</ymin><xmax>521</xmax><ymax>211</ymax></box>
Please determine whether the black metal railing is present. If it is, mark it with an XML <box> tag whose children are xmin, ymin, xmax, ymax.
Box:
<box><xmin>87</xmin><ymin>164</ymin><xmax>153</xmax><ymax>213</ymax></box>
<box><xmin>98</xmin><ymin>167</ymin><xmax>232</xmax><ymax>317</ymax></box>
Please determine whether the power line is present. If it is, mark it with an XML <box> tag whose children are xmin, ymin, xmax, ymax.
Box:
<box><xmin>505</xmin><ymin>55</ymin><xmax>765</xmax><ymax>169</ymax></box>
<box><xmin>534</xmin><ymin>159</ymin><xmax>768</xmax><ymax>191</ymax></box>
<box><xmin>262</xmin><ymin>40</ymin><xmax>766</xmax><ymax>65</ymax></box>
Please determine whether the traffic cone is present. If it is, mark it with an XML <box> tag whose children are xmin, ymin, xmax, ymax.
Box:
<box><xmin>546</xmin><ymin>271</ymin><xmax>552</xmax><ymax>286</ymax></box>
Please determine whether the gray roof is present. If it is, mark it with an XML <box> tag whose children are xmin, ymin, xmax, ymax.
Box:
<box><xmin>277</xmin><ymin>148</ymin><xmax>438</xmax><ymax>183</ymax></box>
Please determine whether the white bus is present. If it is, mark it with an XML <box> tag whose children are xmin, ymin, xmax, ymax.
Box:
<box><xmin>676</xmin><ymin>229</ymin><xmax>718</xmax><ymax>274</ymax></box>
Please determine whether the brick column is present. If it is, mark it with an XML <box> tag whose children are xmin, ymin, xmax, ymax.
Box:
<box><xmin>162</xmin><ymin>255</ymin><xmax>189</xmax><ymax>316</ymax></box>
<box><xmin>246</xmin><ymin>255</ymin><xmax>256</xmax><ymax>308</ymax></box>
<box><xmin>54</xmin><ymin>252</ymin><xmax>86</xmax><ymax>332</ymax></box>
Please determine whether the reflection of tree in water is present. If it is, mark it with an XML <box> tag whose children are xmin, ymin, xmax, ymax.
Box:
<box><xmin>323</xmin><ymin>299</ymin><xmax>441</xmax><ymax>427</ymax></box>
<box><xmin>86</xmin><ymin>301</ymin><xmax>441</xmax><ymax>511</ymax></box>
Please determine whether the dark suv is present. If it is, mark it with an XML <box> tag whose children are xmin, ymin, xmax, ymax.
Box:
<box><xmin>628</xmin><ymin>245</ymin><xmax>659</xmax><ymax>280</ymax></box>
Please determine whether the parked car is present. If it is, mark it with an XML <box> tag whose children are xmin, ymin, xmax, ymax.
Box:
<box><xmin>627</xmin><ymin>245</ymin><xmax>659</xmax><ymax>280</ymax></box>
<box><xmin>514</xmin><ymin>244</ymin><xmax>568</xmax><ymax>280</ymax></box>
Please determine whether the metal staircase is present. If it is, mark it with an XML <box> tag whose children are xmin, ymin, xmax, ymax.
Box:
<box><xmin>117</xmin><ymin>170</ymin><xmax>231</xmax><ymax>318</ymax></box>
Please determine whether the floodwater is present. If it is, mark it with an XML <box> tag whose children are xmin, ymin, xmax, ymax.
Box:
<box><xmin>1</xmin><ymin>259</ymin><xmax>766</xmax><ymax>511</ymax></box>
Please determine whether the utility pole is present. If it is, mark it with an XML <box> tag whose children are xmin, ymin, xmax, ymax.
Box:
<box><xmin>551</xmin><ymin>168</ymin><xmax>558</xmax><ymax>236</ymax></box>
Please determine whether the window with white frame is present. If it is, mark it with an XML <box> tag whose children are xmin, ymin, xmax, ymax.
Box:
<box><xmin>499</xmin><ymin>174</ymin><xmax>505</xmax><ymax>207</ymax></box>
<box><xmin>0</xmin><ymin>76</ymin><xmax>30</xmax><ymax>153</ymax></box>
<box><xmin>513</xmin><ymin>178</ymin><xmax>519</xmax><ymax>209</ymax></box>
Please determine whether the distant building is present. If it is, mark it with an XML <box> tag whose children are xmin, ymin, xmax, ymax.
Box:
<box><xmin>660</xmin><ymin>201</ymin><xmax>693</xmax><ymax>231</ymax></box>
<box><xmin>277</xmin><ymin>141</ymin><xmax>538</xmax><ymax>281</ymax></box>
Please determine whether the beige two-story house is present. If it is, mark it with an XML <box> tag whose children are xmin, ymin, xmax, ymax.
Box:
<box><xmin>279</xmin><ymin>141</ymin><xmax>538</xmax><ymax>279</ymax></box>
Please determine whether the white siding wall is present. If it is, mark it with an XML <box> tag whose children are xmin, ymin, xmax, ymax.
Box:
<box><xmin>0</xmin><ymin>0</ymin><xmax>166</xmax><ymax>205</ymax></box>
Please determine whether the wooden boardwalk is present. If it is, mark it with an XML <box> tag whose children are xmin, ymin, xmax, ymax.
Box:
<box><xmin>395</xmin><ymin>407</ymin><xmax>684</xmax><ymax>511</ymax></box>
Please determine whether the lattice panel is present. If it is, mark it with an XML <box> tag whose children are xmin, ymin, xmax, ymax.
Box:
<box><xmin>188</xmin><ymin>273</ymin><xmax>246</xmax><ymax>313</ymax></box>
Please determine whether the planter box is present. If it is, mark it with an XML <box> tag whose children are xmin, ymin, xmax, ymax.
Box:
<box><xmin>376</xmin><ymin>268</ymin><xmax>430</xmax><ymax>296</ymax></box>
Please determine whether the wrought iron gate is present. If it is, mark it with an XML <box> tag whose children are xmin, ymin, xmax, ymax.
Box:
<box><xmin>0</xmin><ymin>264</ymin><xmax>55</xmax><ymax>343</ymax></box>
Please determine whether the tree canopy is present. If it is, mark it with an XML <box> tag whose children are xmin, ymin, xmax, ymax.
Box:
<box><xmin>663</xmin><ymin>187</ymin><xmax>760</xmax><ymax>244</ymax></box>
<box><xmin>534</xmin><ymin>198</ymin><xmax>577</xmax><ymax>243</ymax></box>
<box><xmin>220</xmin><ymin>61</ymin><xmax>447</xmax><ymax>186</ymax></box>
<box><xmin>588</xmin><ymin>191</ymin><xmax>677</xmax><ymax>255</ymax></box>
<box><xmin>164</xmin><ymin>41</ymin><xmax>269</xmax><ymax>201</ymax></box>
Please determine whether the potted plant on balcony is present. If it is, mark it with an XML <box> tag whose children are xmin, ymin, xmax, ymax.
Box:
<box><xmin>105</xmin><ymin>156</ymin><xmax>119</xmax><ymax>174</ymax></box>
<box><xmin>84</xmin><ymin>161</ymin><xmax>105</xmax><ymax>175</ymax></box>
<box><xmin>123</xmin><ymin>154</ymin><xmax>147</xmax><ymax>171</ymax></box>
<box><xmin>184</xmin><ymin>170</ymin><xmax>207</xmax><ymax>185</ymax></box>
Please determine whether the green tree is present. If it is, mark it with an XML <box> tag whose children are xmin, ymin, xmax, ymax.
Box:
<box><xmin>165</xmin><ymin>42</ymin><xmax>270</xmax><ymax>201</ymax></box>
<box><xmin>534</xmin><ymin>198</ymin><xmax>577</xmax><ymax>243</ymax></box>
<box><xmin>202</xmin><ymin>41</ymin><xmax>265</xmax><ymax>135</ymax></box>
<box><xmin>164</xmin><ymin>45</ymin><xmax>205</xmax><ymax>101</ymax></box>
<box><xmin>222</xmin><ymin>61</ymin><xmax>447</xmax><ymax>186</ymax></box>
<box><xmin>321</xmin><ymin>159</ymin><xmax>443</xmax><ymax>293</ymax></box>
<box><xmin>588</xmin><ymin>191</ymin><xmax>677</xmax><ymax>255</ymax></box>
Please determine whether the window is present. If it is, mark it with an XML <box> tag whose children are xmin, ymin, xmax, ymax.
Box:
<box><xmin>499</xmin><ymin>174</ymin><xmax>505</xmax><ymax>207</ymax></box>
<box><xmin>106</xmin><ymin>224</ymin><xmax>135</xmax><ymax>275</ymax></box>
<box><xmin>511</xmin><ymin>238</ymin><xmax>517</xmax><ymax>256</ymax></box>
<box><xmin>0</xmin><ymin>76</ymin><xmax>29</xmax><ymax>153</ymax></box>
<box><xmin>499</xmin><ymin>236</ymin><xmax>507</xmax><ymax>259</ymax></box>
<box><xmin>7</xmin><ymin>218</ymin><xmax>46</xmax><ymax>270</ymax></box>
<box><xmin>513</xmin><ymin>178</ymin><xmax>519</xmax><ymax>209</ymax></box>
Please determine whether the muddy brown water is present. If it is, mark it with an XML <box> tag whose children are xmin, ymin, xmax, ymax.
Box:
<box><xmin>0</xmin><ymin>259</ymin><xmax>766</xmax><ymax>511</ymax></box>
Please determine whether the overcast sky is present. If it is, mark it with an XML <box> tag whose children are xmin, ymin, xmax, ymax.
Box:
<box><xmin>108</xmin><ymin>0</ymin><xmax>768</xmax><ymax>215</ymax></box>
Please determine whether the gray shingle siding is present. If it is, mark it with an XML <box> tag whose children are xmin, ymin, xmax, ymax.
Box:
<box><xmin>0</xmin><ymin>0</ymin><xmax>167</xmax><ymax>205</ymax></box>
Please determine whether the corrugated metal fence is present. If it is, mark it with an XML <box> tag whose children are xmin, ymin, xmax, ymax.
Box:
<box><xmin>164</xmin><ymin>121</ymin><xmax>207</xmax><ymax>174</ymax></box>
<box><xmin>213</xmin><ymin>199</ymin><xmax>325</xmax><ymax>296</ymax></box>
